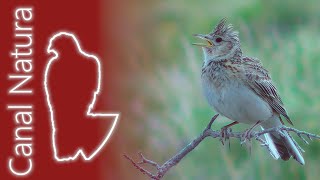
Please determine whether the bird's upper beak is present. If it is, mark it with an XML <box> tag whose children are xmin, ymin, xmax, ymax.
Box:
<box><xmin>192</xmin><ymin>34</ymin><xmax>213</xmax><ymax>47</ymax></box>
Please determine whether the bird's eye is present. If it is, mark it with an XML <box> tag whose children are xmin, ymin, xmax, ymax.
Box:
<box><xmin>215</xmin><ymin>37</ymin><xmax>222</xmax><ymax>43</ymax></box>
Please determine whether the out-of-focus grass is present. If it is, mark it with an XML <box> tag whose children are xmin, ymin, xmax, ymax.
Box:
<box><xmin>128</xmin><ymin>0</ymin><xmax>320</xmax><ymax>179</ymax></box>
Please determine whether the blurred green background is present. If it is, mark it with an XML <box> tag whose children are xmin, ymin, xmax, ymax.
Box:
<box><xmin>124</xmin><ymin>0</ymin><xmax>320</xmax><ymax>179</ymax></box>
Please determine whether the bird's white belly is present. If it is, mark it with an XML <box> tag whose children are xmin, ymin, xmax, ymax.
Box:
<box><xmin>202</xmin><ymin>81</ymin><xmax>273</xmax><ymax>124</ymax></box>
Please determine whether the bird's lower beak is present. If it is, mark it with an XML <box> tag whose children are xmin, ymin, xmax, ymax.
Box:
<box><xmin>192</xmin><ymin>34</ymin><xmax>213</xmax><ymax>47</ymax></box>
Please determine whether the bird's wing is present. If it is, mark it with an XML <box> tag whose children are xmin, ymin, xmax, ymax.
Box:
<box><xmin>240</xmin><ymin>56</ymin><xmax>293</xmax><ymax>125</ymax></box>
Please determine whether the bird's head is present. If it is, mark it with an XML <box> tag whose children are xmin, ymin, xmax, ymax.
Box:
<box><xmin>193</xmin><ymin>18</ymin><xmax>241</xmax><ymax>64</ymax></box>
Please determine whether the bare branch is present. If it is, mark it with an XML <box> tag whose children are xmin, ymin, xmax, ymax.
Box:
<box><xmin>125</xmin><ymin>114</ymin><xmax>320</xmax><ymax>179</ymax></box>
<box><xmin>124</xmin><ymin>154</ymin><xmax>159</xmax><ymax>179</ymax></box>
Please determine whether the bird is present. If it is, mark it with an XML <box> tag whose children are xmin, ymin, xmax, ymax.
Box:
<box><xmin>193</xmin><ymin>18</ymin><xmax>305</xmax><ymax>165</ymax></box>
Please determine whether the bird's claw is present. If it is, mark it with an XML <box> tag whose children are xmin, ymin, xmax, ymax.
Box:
<box><xmin>220</xmin><ymin>127</ymin><xmax>231</xmax><ymax>146</ymax></box>
<box><xmin>241</xmin><ymin>128</ymin><xmax>254</xmax><ymax>144</ymax></box>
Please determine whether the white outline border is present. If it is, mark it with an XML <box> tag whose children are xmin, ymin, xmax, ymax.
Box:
<box><xmin>44</xmin><ymin>31</ymin><xmax>119</xmax><ymax>162</ymax></box>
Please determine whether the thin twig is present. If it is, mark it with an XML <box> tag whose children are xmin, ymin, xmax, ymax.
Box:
<box><xmin>124</xmin><ymin>114</ymin><xmax>320</xmax><ymax>179</ymax></box>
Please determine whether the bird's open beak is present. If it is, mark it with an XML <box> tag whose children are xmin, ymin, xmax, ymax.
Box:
<box><xmin>192</xmin><ymin>34</ymin><xmax>213</xmax><ymax>47</ymax></box>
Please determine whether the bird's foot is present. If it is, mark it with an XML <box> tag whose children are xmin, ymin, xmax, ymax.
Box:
<box><xmin>240</xmin><ymin>121</ymin><xmax>261</xmax><ymax>145</ymax></box>
<box><xmin>220</xmin><ymin>127</ymin><xmax>231</xmax><ymax>146</ymax></box>
<box><xmin>241</xmin><ymin>128</ymin><xmax>254</xmax><ymax>145</ymax></box>
<box><xmin>219</xmin><ymin>121</ymin><xmax>239</xmax><ymax>146</ymax></box>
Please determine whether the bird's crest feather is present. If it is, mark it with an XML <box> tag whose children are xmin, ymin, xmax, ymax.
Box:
<box><xmin>210</xmin><ymin>18</ymin><xmax>239</xmax><ymax>41</ymax></box>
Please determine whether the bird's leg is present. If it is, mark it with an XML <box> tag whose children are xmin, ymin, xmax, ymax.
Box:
<box><xmin>220</xmin><ymin>121</ymin><xmax>239</xmax><ymax>145</ymax></box>
<box><xmin>242</xmin><ymin>120</ymin><xmax>261</xmax><ymax>143</ymax></box>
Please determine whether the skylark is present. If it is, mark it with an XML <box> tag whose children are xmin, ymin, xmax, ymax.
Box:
<box><xmin>193</xmin><ymin>18</ymin><xmax>304</xmax><ymax>165</ymax></box>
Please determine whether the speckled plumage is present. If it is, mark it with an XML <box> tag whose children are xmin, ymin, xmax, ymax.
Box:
<box><xmin>195</xmin><ymin>18</ymin><xmax>304</xmax><ymax>164</ymax></box>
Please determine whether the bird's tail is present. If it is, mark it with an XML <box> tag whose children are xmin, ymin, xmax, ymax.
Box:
<box><xmin>261</xmin><ymin>127</ymin><xmax>280</xmax><ymax>160</ymax></box>
<box><xmin>270</xmin><ymin>130</ymin><xmax>304</xmax><ymax>165</ymax></box>
<box><xmin>262</xmin><ymin>126</ymin><xmax>305</xmax><ymax>165</ymax></box>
